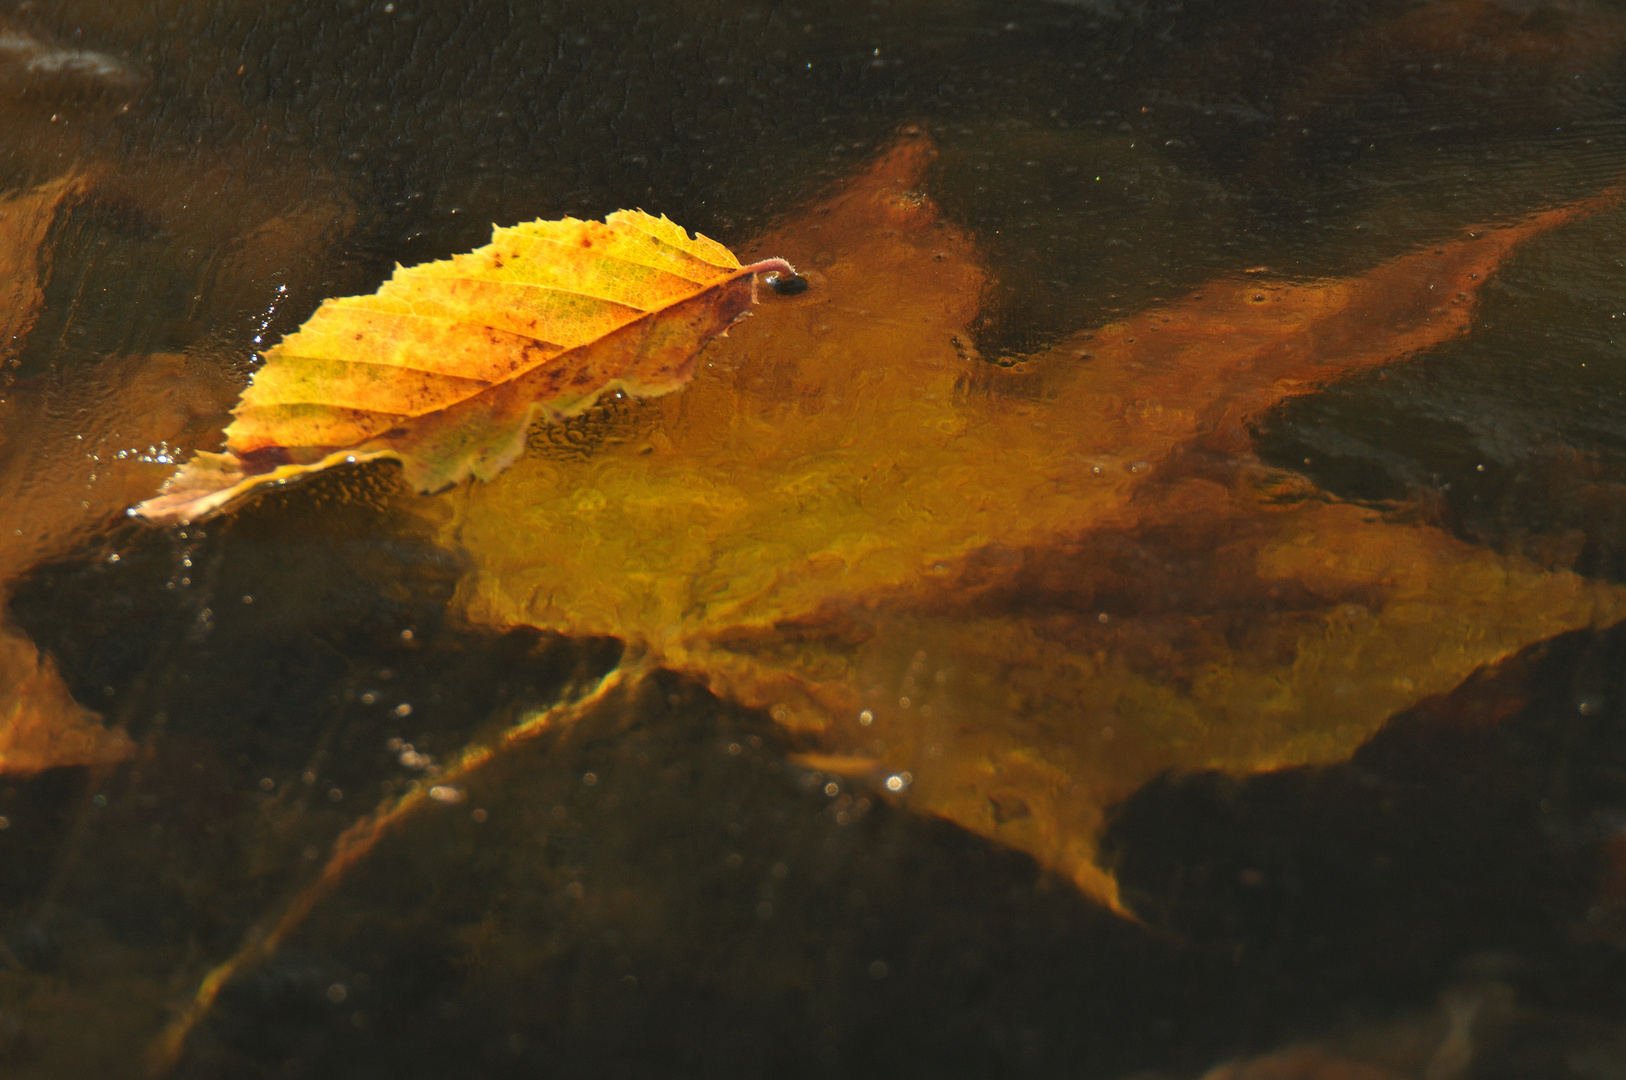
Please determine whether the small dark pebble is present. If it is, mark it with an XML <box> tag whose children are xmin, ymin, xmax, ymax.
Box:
<box><xmin>767</xmin><ymin>273</ymin><xmax>809</xmax><ymax>296</ymax></box>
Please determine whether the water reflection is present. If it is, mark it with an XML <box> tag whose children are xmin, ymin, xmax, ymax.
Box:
<box><xmin>1</xmin><ymin>0</ymin><xmax>1625</xmax><ymax>1077</ymax></box>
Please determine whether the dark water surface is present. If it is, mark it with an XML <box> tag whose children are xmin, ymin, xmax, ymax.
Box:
<box><xmin>4</xmin><ymin>1</ymin><xmax>1626</xmax><ymax>1077</ymax></box>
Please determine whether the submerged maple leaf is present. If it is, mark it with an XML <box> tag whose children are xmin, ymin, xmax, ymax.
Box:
<box><xmin>136</xmin><ymin>212</ymin><xmax>794</xmax><ymax>524</ymax></box>
<box><xmin>440</xmin><ymin>135</ymin><xmax>1626</xmax><ymax>908</ymax></box>
<box><xmin>0</xmin><ymin>623</ymin><xmax>132</xmax><ymax>774</ymax></box>
<box><xmin>144</xmin><ymin>137</ymin><xmax>1626</xmax><ymax>1067</ymax></box>
<box><xmin>0</xmin><ymin>172</ymin><xmax>143</xmax><ymax>775</ymax></box>
<box><xmin>0</xmin><ymin>171</ymin><xmax>90</xmax><ymax>365</ymax></box>
<box><xmin>1</xmin><ymin>161</ymin><xmax>324</xmax><ymax>775</ymax></box>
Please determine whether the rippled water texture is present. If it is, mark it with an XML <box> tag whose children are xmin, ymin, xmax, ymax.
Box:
<box><xmin>3</xmin><ymin>1</ymin><xmax>1626</xmax><ymax>1077</ymax></box>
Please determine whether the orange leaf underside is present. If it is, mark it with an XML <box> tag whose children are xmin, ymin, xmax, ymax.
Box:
<box><xmin>136</xmin><ymin>211</ymin><xmax>787</xmax><ymax>524</ymax></box>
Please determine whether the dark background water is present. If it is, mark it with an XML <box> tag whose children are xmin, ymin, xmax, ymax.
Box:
<box><xmin>4</xmin><ymin>1</ymin><xmax>1626</xmax><ymax>1076</ymax></box>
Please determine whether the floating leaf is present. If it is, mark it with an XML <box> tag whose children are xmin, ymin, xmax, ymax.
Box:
<box><xmin>442</xmin><ymin>136</ymin><xmax>1626</xmax><ymax>908</ymax></box>
<box><xmin>136</xmin><ymin>212</ymin><xmax>793</xmax><ymax>524</ymax></box>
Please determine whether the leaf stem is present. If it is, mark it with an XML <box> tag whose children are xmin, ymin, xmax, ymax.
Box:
<box><xmin>743</xmin><ymin>257</ymin><xmax>797</xmax><ymax>277</ymax></box>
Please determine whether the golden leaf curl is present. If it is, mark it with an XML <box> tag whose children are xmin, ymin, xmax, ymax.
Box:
<box><xmin>136</xmin><ymin>210</ymin><xmax>793</xmax><ymax>524</ymax></box>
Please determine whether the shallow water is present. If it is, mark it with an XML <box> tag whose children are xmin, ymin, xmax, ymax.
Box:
<box><xmin>3</xmin><ymin>1</ymin><xmax>1626</xmax><ymax>1077</ymax></box>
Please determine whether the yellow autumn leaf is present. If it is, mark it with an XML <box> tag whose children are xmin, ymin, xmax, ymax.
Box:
<box><xmin>136</xmin><ymin>211</ymin><xmax>793</xmax><ymax>524</ymax></box>
<box><xmin>440</xmin><ymin>135</ymin><xmax>1626</xmax><ymax>908</ymax></box>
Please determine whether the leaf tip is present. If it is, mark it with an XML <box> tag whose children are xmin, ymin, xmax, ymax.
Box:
<box><xmin>134</xmin><ymin>448</ymin><xmax>394</xmax><ymax>525</ymax></box>
<box><xmin>132</xmin><ymin>451</ymin><xmax>247</xmax><ymax>525</ymax></box>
